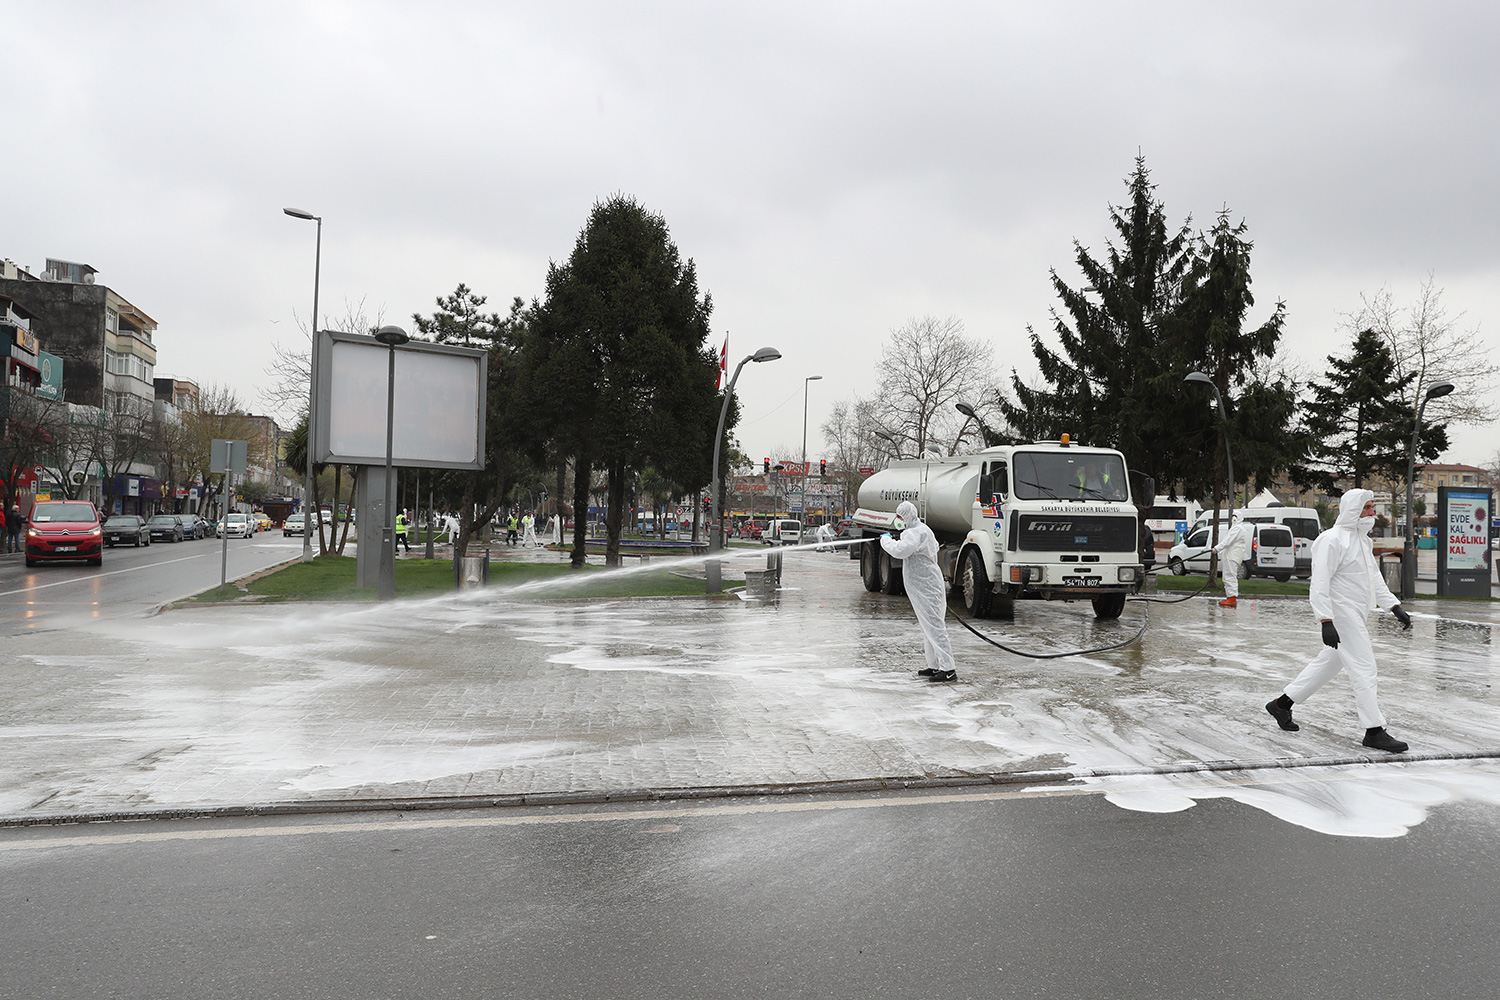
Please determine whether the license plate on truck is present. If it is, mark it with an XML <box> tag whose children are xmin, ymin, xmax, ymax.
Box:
<box><xmin>1066</xmin><ymin>575</ymin><xmax>1102</xmax><ymax>587</ymax></box>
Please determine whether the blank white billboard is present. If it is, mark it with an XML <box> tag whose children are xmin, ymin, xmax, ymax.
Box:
<box><xmin>312</xmin><ymin>330</ymin><xmax>487</xmax><ymax>469</ymax></box>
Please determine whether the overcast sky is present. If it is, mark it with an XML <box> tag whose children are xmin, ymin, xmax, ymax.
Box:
<box><xmin>6</xmin><ymin>2</ymin><xmax>1497</xmax><ymax>472</ymax></box>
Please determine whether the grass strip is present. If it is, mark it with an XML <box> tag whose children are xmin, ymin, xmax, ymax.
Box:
<box><xmin>180</xmin><ymin>555</ymin><xmax>740</xmax><ymax>603</ymax></box>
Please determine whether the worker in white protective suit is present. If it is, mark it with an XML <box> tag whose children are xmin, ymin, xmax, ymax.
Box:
<box><xmin>1265</xmin><ymin>489</ymin><xmax>1413</xmax><ymax>753</ymax></box>
<box><xmin>880</xmin><ymin>500</ymin><xmax>959</xmax><ymax>683</ymax></box>
<box><xmin>1214</xmin><ymin>519</ymin><xmax>1252</xmax><ymax>608</ymax></box>
<box><xmin>814</xmin><ymin>522</ymin><xmax>836</xmax><ymax>552</ymax></box>
<box><xmin>522</xmin><ymin>513</ymin><xmax>537</xmax><ymax>548</ymax></box>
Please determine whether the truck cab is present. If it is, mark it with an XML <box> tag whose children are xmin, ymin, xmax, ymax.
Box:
<box><xmin>851</xmin><ymin>439</ymin><xmax>1147</xmax><ymax>619</ymax></box>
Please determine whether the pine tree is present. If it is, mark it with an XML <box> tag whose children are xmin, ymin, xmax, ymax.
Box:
<box><xmin>1294</xmin><ymin>329</ymin><xmax>1444</xmax><ymax>491</ymax></box>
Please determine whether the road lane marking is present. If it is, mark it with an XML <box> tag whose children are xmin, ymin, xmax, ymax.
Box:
<box><xmin>0</xmin><ymin>545</ymin><xmax>300</xmax><ymax>599</ymax></box>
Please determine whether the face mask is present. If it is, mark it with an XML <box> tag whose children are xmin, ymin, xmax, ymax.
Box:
<box><xmin>893</xmin><ymin>517</ymin><xmax>906</xmax><ymax>531</ymax></box>
<box><xmin>1360</xmin><ymin>514</ymin><xmax>1375</xmax><ymax>535</ymax></box>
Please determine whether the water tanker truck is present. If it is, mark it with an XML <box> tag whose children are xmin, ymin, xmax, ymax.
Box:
<box><xmin>850</xmin><ymin>437</ymin><xmax>1149</xmax><ymax>619</ymax></box>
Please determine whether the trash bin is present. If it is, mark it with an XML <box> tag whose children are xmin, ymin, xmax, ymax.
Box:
<box><xmin>743</xmin><ymin>568</ymin><xmax>777</xmax><ymax>599</ymax></box>
<box><xmin>1379</xmin><ymin>552</ymin><xmax>1403</xmax><ymax>595</ymax></box>
<box><xmin>455</xmin><ymin>548</ymin><xmax>490</xmax><ymax>590</ymax></box>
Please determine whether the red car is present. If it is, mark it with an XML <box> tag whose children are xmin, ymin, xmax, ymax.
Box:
<box><xmin>25</xmin><ymin>500</ymin><xmax>104</xmax><ymax>567</ymax></box>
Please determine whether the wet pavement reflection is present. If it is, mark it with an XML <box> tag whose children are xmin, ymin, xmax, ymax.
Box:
<box><xmin>2</xmin><ymin>544</ymin><xmax>1498</xmax><ymax>837</ymax></box>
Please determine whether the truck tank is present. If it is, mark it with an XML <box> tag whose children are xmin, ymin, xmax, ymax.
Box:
<box><xmin>855</xmin><ymin>457</ymin><xmax>982</xmax><ymax>544</ymax></box>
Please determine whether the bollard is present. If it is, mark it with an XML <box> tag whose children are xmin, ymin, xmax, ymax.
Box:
<box><xmin>767</xmin><ymin>549</ymin><xmax>783</xmax><ymax>586</ymax></box>
<box><xmin>705</xmin><ymin>557</ymin><xmax>722</xmax><ymax>594</ymax></box>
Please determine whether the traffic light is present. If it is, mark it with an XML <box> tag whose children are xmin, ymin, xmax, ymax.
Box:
<box><xmin>764</xmin><ymin>457</ymin><xmax>770</xmax><ymax>474</ymax></box>
<box><xmin>819</xmin><ymin>459</ymin><xmax>826</xmax><ymax>477</ymax></box>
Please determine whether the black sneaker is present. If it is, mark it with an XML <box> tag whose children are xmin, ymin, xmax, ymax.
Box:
<box><xmin>1362</xmin><ymin>728</ymin><xmax>1409</xmax><ymax>753</ymax></box>
<box><xmin>1266</xmin><ymin>698</ymin><xmax>1299</xmax><ymax>732</ymax></box>
<box><xmin>917</xmin><ymin>667</ymin><xmax>940</xmax><ymax>677</ymax></box>
<box><xmin>927</xmin><ymin>669</ymin><xmax>957</xmax><ymax>683</ymax></box>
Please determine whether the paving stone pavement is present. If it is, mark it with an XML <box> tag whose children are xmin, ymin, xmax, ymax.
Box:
<box><xmin>3</xmin><ymin>542</ymin><xmax>1499</xmax><ymax>826</ymax></box>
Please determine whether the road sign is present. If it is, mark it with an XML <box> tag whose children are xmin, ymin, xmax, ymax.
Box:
<box><xmin>858</xmin><ymin>467</ymin><xmax>875</xmax><ymax>476</ymax></box>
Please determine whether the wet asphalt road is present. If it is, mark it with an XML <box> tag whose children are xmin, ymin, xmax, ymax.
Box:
<box><xmin>0</xmin><ymin>531</ymin><xmax>301</xmax><ymax>636</ymax></box>
<box><xmin>3</xmin><ymin>787</ymin><xmax>1498</xmax><ymax>999</ymax></box>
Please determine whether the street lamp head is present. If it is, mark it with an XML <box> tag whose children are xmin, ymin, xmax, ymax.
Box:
<box><xmin>374</xmin><ymin>325</ymin><xmax>410</xmax><ymax>347</ymax></box>
<box><xmin>1183</xmin><ymin>372</ymin><xmax>1213</xmax><ymax>387</ymax></box>
<box><xmin>955</xmin><ymin>402</ymin><xmax>976</xmax><ymax>418</ymax></box>
<box><xmin>283</xmin><ymin>207</ymin><xmax>318</xmax><ymax>221</ymax></box>
<box><xmin>750</xmin><ymin>347</ymin><xmax>781</xmax><ymax>363</ymax></box>
<box><xmin>1424</xmin><ymin>381</ymin><xmax>1456</xmax><ymax>401</ymax></box>
<box><xmin>806</xmin><ymin>374</ymin><xmax>823</xmax><ymax>382</ymax></box>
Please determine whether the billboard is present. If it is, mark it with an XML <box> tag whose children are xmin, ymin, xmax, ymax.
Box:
<box><xmin>312</xmin><ymin>330</ymin><xmax>486</xmax><ymax>469</ymax></box>
<box><xmin>36</xmin><ymin>352</ymin><xmax>63</xmax><ymax>399</ymax></box>
<box><xmin>1437</xmin><ymin>486</ymin><xmax>1494</xmax><ymax>598</ymax></box>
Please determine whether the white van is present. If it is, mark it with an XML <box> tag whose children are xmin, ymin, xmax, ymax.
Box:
<box><xmin>1167</xmin><ymin>521</ymin><xmax>1296</xmax><ymax>581</ymax></box>
<box><xmin>765</xmin><ymin>518</ymin><xmax>803</xmax><ymax>546</ymax></box>
<box><xmin>1238</xmin><ymin>506</ymin><xmax>1322</xmax><ymax>579</ymax></box>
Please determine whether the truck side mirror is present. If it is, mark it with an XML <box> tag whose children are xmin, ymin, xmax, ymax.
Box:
<box><xmin>978</xmin><ymin>474</ymin><xmax>995</xmax><ymax>505</ymax></box>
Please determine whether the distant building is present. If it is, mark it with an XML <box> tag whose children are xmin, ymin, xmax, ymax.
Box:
<box><xmin>0</xmin><ymin>258</ymin><xmax>158</xmax><ymax>415</ymax></box>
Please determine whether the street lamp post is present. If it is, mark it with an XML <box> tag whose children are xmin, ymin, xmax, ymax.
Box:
<box><xmin>1403</xmin><ymin>380</ymin><xmax>1455</xmax><ymax>600</ymax></box>
<box><xmin>800</xmin><ymin>374</ymin><xmax>822</xmax><ymax>527</ymax></box>
<box><xmin>374</xmin><ymin>325</ymin><xmax>409</xmax><ymax>601</ymax></box>
<box><xmin>283</xmin><ymin>207</ymin><xmax>321</xmax><ymax>563</ymax></box>
<box><xmin>875</xmin><ymin>429</ymin><xmax>903</xmax><ymax>460</ymax></box>
<box><xmin>710</xmin><ymin>346</ymin><xmax>781</xmax><ymax>553</ymax></box>
<box><xmin>1184</xmin><ymin>372</ymin><xmax>1235</xmax><ymax>580</ymax></box>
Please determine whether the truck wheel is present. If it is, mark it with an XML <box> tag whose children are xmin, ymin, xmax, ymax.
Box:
<box><xmin>860</xmin><ymin>541</ymin><xmax>884</xmax><ymax>592</ymax></box>
<box><xmin>961</xmin><ymin>547</ymin><xmax>994</xmax><ymax>618</ymax></box>
<box><xmin>880</xmin><ymin>550</ymin><xmax>905</xmax><ymax>596</ymax></box>
<box><xmin>1092</xmin><ymin>593</ymin><xmax>1126</xmax><ymax>619</ymax></box>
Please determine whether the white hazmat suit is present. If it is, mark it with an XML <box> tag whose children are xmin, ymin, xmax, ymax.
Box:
<box><xmin>815</xmin><ymin>522</ymin><xmax>835</xmax><ymax>551</ymax></box>
<box><xmin>1271</xmin><ymin>489</ymin><xmax>1411</xmax><ymax>748</ymax></box>
<box><xmin>522</xmin><ymin>514</ymin><xmax>537</xmax><ymax>547</ymax></box>
<box><xmin>879</xmin><ymin>500</ymin><xmax>958</xmax><ymax>681</ymax></box>
<box><xmin>1214</xmin><ymin>520</ymin><xmax>1251</xmax><ymax>602</ymax></box>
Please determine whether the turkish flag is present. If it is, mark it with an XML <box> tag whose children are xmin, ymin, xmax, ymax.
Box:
<box><xmin>717</xmin><ymin>335</ymin><xmax>728</xmax><ymax>390</ymax></box>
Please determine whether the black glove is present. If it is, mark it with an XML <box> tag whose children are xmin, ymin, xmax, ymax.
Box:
<box><xmin>1321</xmin><ymin>620</ymin><xmax>1340</xmax><ymax>649</ymax></box>
<box><xmin>1392</xmin><ymin>606</ymin><xmax>1412</xmax><ymax>630</ymax></box>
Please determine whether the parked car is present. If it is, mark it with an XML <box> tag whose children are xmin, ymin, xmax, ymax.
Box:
<box><xmin>1239</xmin><ymin>506</ymin><xmax>1322</xmax><ymax>580</ymax></box>
<box><xmin>283</xmin><ymin>513</ymin><xmax>306</xmax><ymax>537</ymax></box>
<box><xmin>742</xmin><ymin>520</ymin><xmax>767</xmax><ymax>540</ymax></box>
<box><xmin>174</xmin><ymin>513</ymin><xmax>206</xmax><ymax>539</ymax></box>
<box><xmin>147</xmin><ymin>514</ymin><xmax>184</xmax><ymax>543</ymax></box>
<box><xmin>25</xmin><ymin>500</ymin><xmax>104</xmax><ymax>567</ymax></box>
<box><xmin>218</xmin><ymin>512</ymin><xmax>253</xmax><ymax>538</ymax></box>
<box><xmin>1167</xmin><ymin>521</ymin><xmax>1297</xmax><ymax>582</ymax></box>
<box><xmin>103</xmin><ymin>514</ymin><xmax>151</xmax><ymax>548</ymax></box>
<box><xmin>765</xmin><ymin>518</ymin><xmax>803</xmax><ymax>546</ymax></box>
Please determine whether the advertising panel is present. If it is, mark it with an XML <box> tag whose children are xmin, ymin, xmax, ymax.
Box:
<box><xmin>1437</xmin><ymin>487</ymin><xmax>1494</xmax><ymax>598</ymax></box>
<box><xmin>1444</xmin><ymin>490</ymin><xmax>1490</xmax><ymax>570</ymax></box>
<box><xmin>36</xmin><ymin>352</ymin><xmax>63</xmax><ymax>399</ymax></box>
<box><xmin>313</xmin><ymin>330</ymin><xmax>486</xmax><ymax>470</ymax></box>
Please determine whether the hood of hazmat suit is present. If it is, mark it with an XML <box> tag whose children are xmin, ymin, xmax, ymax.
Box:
<box><xmin>1308</xmin><ymin>488</ymin><xmax>1398</xmax><ymax>622</ymax></box>
<box><xmin>879</xmin><ymin>501</ymin><xmax>956</xmax><ymax>672</ymax></box>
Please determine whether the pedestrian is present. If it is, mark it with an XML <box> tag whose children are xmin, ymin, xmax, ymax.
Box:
<box><xmin>506</xmin><ymin>512</ymin><xmax>519</xmax><ymax>546</ymax></box>
<box><xmin>1265</xmin><ymin>489</ymin><xmax>1413</xmax><ymax>753</ymax></box>
<box><xmin>880</xmin><ymin>500</ymin><xmax>959</xmax><ymax>683</ymax></box>
<box><xmin>1213</xmin><ymin>518</ymin><xmax>1251</xmax><ymax>608</ymax></box>
<box><xmin>5</xmin><ymin>503</ymin><xmax>23</xmax><ymax>554</ymax></box>
<box><xmin>395</xmin><ymin>509</ymin><xmax>411</xmax><ymax>553</ymax></box>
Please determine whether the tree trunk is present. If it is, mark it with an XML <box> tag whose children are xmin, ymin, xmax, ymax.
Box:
<box><xmin>335</xmin><ymin>467</ymin><xmax>359</xmax><ymax>555</ymax></box>
<box><xmin>569</xmin><ymin>453</ymin><xmax>592</xmax><ymax>568</ymax></box>
<box><xmin>605</xmin><ymin>460</ymin><xmax>626</xmax><ymax>568</ymax></box>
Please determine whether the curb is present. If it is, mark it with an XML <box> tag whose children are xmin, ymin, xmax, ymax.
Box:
<box><xmin>6</xmin><ymin>748</ymin><xmax>1499</xmax><ymax>830</ymax></box>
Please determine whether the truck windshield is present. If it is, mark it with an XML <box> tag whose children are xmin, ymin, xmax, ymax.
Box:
<box><xmin>1012</xmin><ymin>451</ymin><xmax>1129</xmax><ymax>502</ymax></box>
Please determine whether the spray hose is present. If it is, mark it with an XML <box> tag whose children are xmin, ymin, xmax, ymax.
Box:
<box><xmin>941</xmin><ymin>570</ymin><xmax>1221</xmax><ymax>659</ymax></box>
